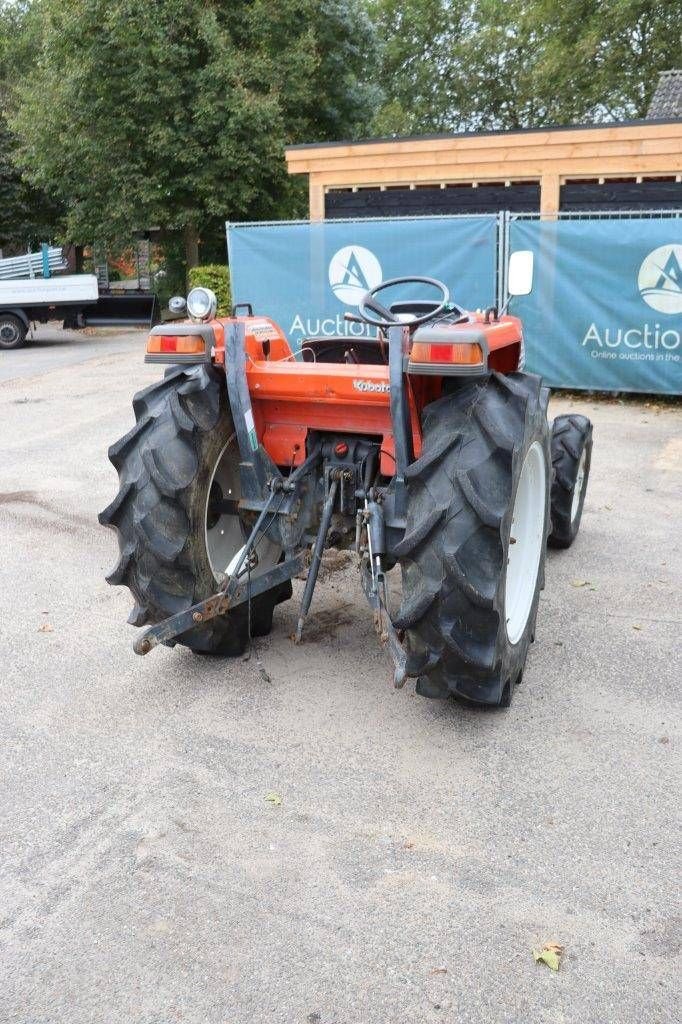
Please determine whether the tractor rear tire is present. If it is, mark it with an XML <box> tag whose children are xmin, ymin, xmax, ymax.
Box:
<box><xmin>548</xmin><ymin>415</ymin><xmax>593</xmax><ymax>549</ymax></box>
<box><xmin>394</xmin><ymin>372</ymin><xmax>551</xmax><ymax>707</ymax></box>
<box><xmin>0</xmin><ymin>314</ymin><xmax>28</xmax><ymax>350</ymax></box>
<box><xmin>99</xmin><ymin>364</ymin><xmax>291</xmax><ymax>655</ymax></box>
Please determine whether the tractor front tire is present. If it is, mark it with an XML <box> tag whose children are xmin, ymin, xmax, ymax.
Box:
<box><xmin>394</xmin><ymin>372</ymin><xmax>551</xmax><ymax>707</ymax></box>
<box><xmin>99</xmin><ymin>364</ymin><xmax>291</xmax><ymax>655</ymax></box>
<box><xmin>548</xmin><ymin>415</ymin><xmax>593</xmax><ymax>549</ymax></box>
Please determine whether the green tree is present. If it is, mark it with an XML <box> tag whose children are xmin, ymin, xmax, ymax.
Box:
<box><xmin>0</xmin><ymin>0</ymin><xmax>61</xmax><ymax>250</ymax></box>
<box><xmin>370</xmin><ymin>0</ymin><xmax>682</xmax><ymax>134</ymax></box>
<box><xmin>9</xmin><ymin>0</ymin><xmax>379</xmax><ymax>268</ymax></box>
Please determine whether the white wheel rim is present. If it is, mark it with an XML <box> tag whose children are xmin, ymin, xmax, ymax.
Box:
<box><xmin>571</xmin><ymin>447</ymin><xmax>587</xmax><ymax>523</ymax></box>
<box><xmin>204</xmin><ymin>434</ymin><xmax>281</xmax><ymax>582</ymax></box>
<box><xmin>505</xmin><ymin>441</ymin><xmax>547</xmax><ymax>645</ymax></box>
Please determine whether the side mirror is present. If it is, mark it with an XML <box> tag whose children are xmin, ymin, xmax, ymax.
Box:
<box><xmin>508</xmin><ymin>250</ymin><xmax>534</xmax><ymax>296</ymax></box>
<box><xmin>168</xmin><ymin>295</ymin><xmax>187</xmax><ymax>314</ymax></box>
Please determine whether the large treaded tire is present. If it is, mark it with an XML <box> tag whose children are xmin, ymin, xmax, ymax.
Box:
<box><xmin>99</xmin><ymin>364</ymin><xmax>291</xmax><ymax>655</ymax></box>
<box><xmin>394</xmin><ymin>372</ymin><xmax>551</xmax><ymax>707</ymax></box>
<box><xmin>548</xmin><ymin>415</ymin><xmax>593</xmax><ymax>549</ymax></box>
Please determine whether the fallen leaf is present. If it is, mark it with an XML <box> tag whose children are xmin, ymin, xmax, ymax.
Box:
<box><xmin>265</xmin><ymin>791</ymin><xmax>282</xmax><ymax>806</ymax></box>
<box><xmin>570</xmin><ymin>579</ymin><xmax>589</xmax><ymax>588</ymax></box>
<box><xmin>533</xmin><ymin>942</ymin><xmax>564</xmax><ymax>972</ymax></box>
<box><xmin>37</xmin><ymin>623</ymin><xmax>54</xmax><ymax>633</ymax></box>
<box><xmin>659</xmin><ymin>736</ymin><xmax>669</xmax><ymax>745</ymax></box>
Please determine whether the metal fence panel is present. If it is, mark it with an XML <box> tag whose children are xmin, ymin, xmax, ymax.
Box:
<box><xmin>226</xmin><ymin>210</ymin><xmax>681</xmax><ymax>393</ymax></box>
<box><xmin>509</xmin><ymin>215</ymin><xmax>682</xmax><ymax>394</ymax></box>
<box><xmin>227</xmin><ymin>215</ymin><xmax>499</xmax><ymax>349</ymax></box>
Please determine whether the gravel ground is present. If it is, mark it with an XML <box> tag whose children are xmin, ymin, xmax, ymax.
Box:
<box><xmin>0</xmin><ymin>327</ymin><xmax>680</xmax><ymax>1024</ymax></box>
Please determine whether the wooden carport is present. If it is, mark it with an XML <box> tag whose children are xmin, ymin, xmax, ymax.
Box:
<box><xmin>285</xmin><ymin>119</ymin><xmax>682</xmax><ymax>220</ymax></box>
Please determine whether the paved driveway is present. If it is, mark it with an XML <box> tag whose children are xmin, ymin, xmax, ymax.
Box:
<box><xmin>0</xmin><ymin>328</ymin><xmax>679</xmax><ymax>1023</ymax></box>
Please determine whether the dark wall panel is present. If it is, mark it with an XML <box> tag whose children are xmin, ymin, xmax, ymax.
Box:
<box><xmin>325</xmin><ymin>183</ymin><xmax>540</xmax><ymax>219</ymax></box>
<box><xmin>560</xmin><ymin>179</ymin><xmax>682</xmax><ymax>211</ymax></box>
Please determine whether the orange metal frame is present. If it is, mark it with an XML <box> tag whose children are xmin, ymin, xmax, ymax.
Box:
<box><xmin>173</xmin><ymin>311</ymin><xmax>522</xmax><ymax>473</ymax></box>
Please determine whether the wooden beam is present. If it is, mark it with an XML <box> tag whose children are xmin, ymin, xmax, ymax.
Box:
<box><xmin>287</xmin><ymin>136</ymin><xmax>682</xmax><ymax>177</ymax></box>
<box><xmin>309</xmin><ymin>178</ymin><xmax>325</xmax><ymax>222</ymax></box>
<box><xmin>286</xmin><ymin>122</ymin><xmax>682</xmax><ymax>170</ymax></box>
<box><xmin>540</xmin><ymin>173</ymin><xmax>561</xmax><ymax>218</ymax></box>
<box><xmin>298</xmin><ymin>154</ymin><xmax>682</xmax><ymax>188</ymax></box>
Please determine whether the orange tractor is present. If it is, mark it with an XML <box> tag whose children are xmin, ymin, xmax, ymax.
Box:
<box><xmin>100</xmin><ymin>261</ymin><xmax>592</xmax><ymax>707</ymax></box>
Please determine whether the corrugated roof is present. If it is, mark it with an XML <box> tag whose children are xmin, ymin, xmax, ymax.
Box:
<box><xmin>647</xmin><ymin>70</ymin><xmax>682</xmax><ymax>119</ymax></box>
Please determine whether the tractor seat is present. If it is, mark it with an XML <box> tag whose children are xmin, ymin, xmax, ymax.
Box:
<box><xmin>299</xmin><ymin>304</ymin><xmax>470</xmax><ymax>365</ymax></box>
<box><xmin>389</xmin><ymin>300</ymin><xmax>465</xmax><ymax>321</ymax></box>
<box><xmin>300</xmin><ymin>336</ymin><xmax>387</xmax><ymax>365</ymax></box>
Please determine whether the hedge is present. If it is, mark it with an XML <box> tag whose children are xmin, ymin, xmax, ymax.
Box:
<box><xmin>188</xmin><ymin>264</ymin><xmax>231</xmax><ymax>316</ymax></box>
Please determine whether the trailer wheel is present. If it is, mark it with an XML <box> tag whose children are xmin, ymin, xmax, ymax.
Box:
<box><xmin>0</xmin><ymin>314</ymin><xmax>27</xmax><ymax>350</ymax></box>
<box><xmin>548</xmin><ymin>415</ymin><xmax>593</xmax><ymax>548</ymax></box>
<box><xmin>99</xmin><ymin>364</ymin><xmax>291</xmax><ymax>654</ymax></box>
<box><xmin>394</xmin><ymin>373</ymin><xmax>551</xmax><ymax>707</ymax></box>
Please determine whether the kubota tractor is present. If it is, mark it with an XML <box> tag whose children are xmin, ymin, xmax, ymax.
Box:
<box><xmin>100</xmin><ymin>258</ymin><xmax>592</xmax><ymax>707</ymax></box>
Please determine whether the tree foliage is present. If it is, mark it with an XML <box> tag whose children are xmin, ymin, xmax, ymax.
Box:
<box><xmin>188</xmin><ymin>264</ymin><xmax>230</xmax><ymax>316</ymax></box>
<box><xmin>9</xmin><ymin>0</ymin><xmax>379</xmax><ymax>264</ymax></box>
<box><xmin>2</xmin><ymin>0</ymin><xmax>678</xmax><ymax>265</ymax></box>
<box><xmin>369</xmin><ymin>0</ymin><xmax>682</xmax><ymax>134</ymax></box>
<box><xmin>0</xmin><ymin>0</ymin><xmax>61</xmax><ymax>250</ymax></box>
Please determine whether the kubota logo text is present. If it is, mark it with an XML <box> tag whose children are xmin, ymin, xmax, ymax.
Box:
<box><xmin>638</xmin><ymin>244</ymin><xmax>682</xmax><ymax>314</ymax></box>
<box><xmin>328</xmin><ymin>246</ymin><xmax>382</xmax><ymax>306</ymax></box>
<box><xmin>352</xmin><ymin>379</ymin><xmax>390</xmax><ymax>393</ymax></box>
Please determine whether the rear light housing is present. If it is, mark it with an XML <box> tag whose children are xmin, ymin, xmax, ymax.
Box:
<box><xmin>145</xmin><ymin>323</ymin><xmax>214</xmax><ymax>364</ymax></box>
<box><xmin>147</xmin><ymin>334</ymin><xmax>206</xmax><ymax>355</ymax></box>
<box><xmin>408</xmin><ymin>340</ymin><xmax>486</xmax><ymax>373</ymax></box>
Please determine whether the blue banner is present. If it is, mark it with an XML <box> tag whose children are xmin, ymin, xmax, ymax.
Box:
<box><xmin>227</xmin><ymin>216</ymin><xmax>498</xmax><ymax>349</ymax></box>
<box><xmin>510</xmin><ymin>217</ymin><xmax>682</xmax><ymax>394</ymax></box>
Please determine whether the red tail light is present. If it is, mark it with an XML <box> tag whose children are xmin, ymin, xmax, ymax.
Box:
<box><xmin>147</xmin><ymin>334</ymin><xmax>206</xmax><ymax>355</ymax></box>
<box><xmin>409</xmin><ymin>341</ymin><xmax>484</xmax><ymax>367</ymax></box>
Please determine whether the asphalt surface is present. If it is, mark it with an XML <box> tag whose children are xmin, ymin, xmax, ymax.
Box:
<box><xmin>0</xmin><ymin>327</ymin><xmax>680</xmax><ymax>1023</ymax></box>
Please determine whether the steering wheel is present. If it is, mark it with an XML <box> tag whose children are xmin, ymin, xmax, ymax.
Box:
<box><xmin>357</xmin><ymin>276</ymin><xmax>450</xmax><ymax>328</ymax></box>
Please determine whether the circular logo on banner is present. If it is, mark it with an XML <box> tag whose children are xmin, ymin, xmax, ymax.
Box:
<box><xmin>638</xmin><ymin>243</ymin><xmax>682</xmax><ymax>314</ymax></box>
<box><xmin>328</xmin><ymin>245</ymin><xmax>382</xmax><ymax>306</ymax></box>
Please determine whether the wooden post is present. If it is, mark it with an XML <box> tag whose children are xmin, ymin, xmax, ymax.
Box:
<box><xmin>309</xmin><ymin>179</ymin><xmax>325</xmax><ymax>221</ymax></box>
<box><xmin>540</xmin><ymin>173</ymin><xmax>561</xmax><ymax>219</ymax></box>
